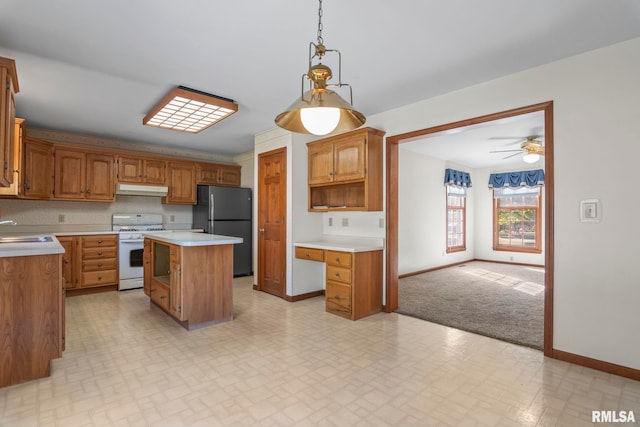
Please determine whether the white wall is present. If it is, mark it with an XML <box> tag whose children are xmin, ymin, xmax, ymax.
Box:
<box><xmin>362</xmin><ymin>37</ymin><xmax>640</xmax><ymax>369</ymax></box>
<box><xmin>397</xmin><ymin>150</ymin><xmax>474</xmax><ymax>274</ymax></box>
<box><xmin>233</xmin><ymin>151</ymin><xmax>254</xmax><ymax>190</ymax></box>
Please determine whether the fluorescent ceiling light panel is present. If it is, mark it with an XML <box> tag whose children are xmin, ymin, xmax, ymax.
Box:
<box><xmin>143</xmin><ymin>86</ymin><xmax>238</xmax><ymax>133</ymax></box>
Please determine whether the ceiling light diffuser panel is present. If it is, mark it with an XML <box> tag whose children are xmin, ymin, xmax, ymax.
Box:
<box><xmin>143</xmin><ymin>86</ymin><xmax>238</xmax><ymax>133</ymax></box>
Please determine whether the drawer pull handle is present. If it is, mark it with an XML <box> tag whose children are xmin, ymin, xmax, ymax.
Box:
<box><xmin>98</xmin><ymin>264</ymin><xmax>102</xmax><ymax>267</ymax></box>
<box><xmin>335</xmin><ymin>272</ymin><xmax>340</xmax><ymax>277</ymax></box>
<box><xmin>98</xmin><ymin>251</ymin><xmax>103</xmax><ymax>255</ymax></box>
<box><xmin>305</xmin><ymin>252</ymin><xmax>310</xmax><ymax>257</ymax></box>
<box><xmin>335</xmin><ymin>258</ymin><xmax>340</xmax><ymax>263</ymax></box>
<box><xmin>98</xmin><ymin>276</ymin><xmax>102</xmax><ymax>280</ymax></box>
<box><xmin>98</xmin><ymin>240</ymin><xmax>103</xmax><ymax>244</ymax></box>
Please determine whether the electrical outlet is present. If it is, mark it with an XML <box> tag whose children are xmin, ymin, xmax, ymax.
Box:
<box><xmin>378</xmin><ymin>218</ymin><xmax>384</xmax><ymax>228</ymax></box>
<box><xmin>58</xmin><ymin>214</ymin><xmax>65</xmax><ymax>223</ymax></box>
<box><xmin>170</xmin><ymin>215</ymin><xmax>175</xmax><ymax>222</ymax></box>
<box><xmin>341</xmin><ymin>218</ymin><xmax>349</xmax><ymax>227</ymax></box>
<box><xmin>328</xmin><ymin>217</ymin><xmax>333</xmax><ymax>226</ymax></box>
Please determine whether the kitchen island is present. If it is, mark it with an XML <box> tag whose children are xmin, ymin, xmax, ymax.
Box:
<box><xmin>143</xmin><ymin>231</ymin><xmax>242</xmax><ymax>330</ymax></box>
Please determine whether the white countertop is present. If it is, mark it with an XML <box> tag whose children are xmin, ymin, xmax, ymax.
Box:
<box><xmin>0</xmin><ymin>234</ymin><xmax>65</xmax><ymax>258</ymax></box>
<box><xmin>143</xmin><ymin>231</ymin><xmax>242</xmax><ymax>247</ymax></box>
<box><xmin>295</xmin><ymin>236</ymin><xmax>384</xmax><ymax>253</ymax></box>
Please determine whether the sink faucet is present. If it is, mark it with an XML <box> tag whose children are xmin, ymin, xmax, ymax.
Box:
<box><xmin>0</xmin><ymin>220</ymin><xmax>17</xmax><ymax>226</ymax></box>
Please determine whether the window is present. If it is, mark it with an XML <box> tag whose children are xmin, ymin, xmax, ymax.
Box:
<box><xmin>446</xmin><ymin>185</ymin><xmax>466</xmax><ymax>253</ymax></box>
<box><xmin>493</xmin><ymin>186</ymin><xmax>541</xmax><ymax>253</ymax></box>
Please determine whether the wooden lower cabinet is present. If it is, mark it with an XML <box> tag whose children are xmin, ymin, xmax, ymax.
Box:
<box><xmin>0</xmin><ymin>253</ymin><xmax>64</xmax><ymax>388</ymax></box>
<box><xmin>60</xmin><ymin>234</ymin><xmax>119</xmax><ymax>295</ymax></box>
<box><xmin>296</xmin><ymin>247</ymin><xmax>383</xmax><ymax>320</ymax></box>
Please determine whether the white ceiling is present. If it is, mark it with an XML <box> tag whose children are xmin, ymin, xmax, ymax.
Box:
<box><xmin>1</xmin><ymin>0</ymin><xmax>639</xmax><ymax>156</ymax></box>
<box><xmin>402</xmin><ymin>111</ymin><xmax>545</xmax><ymax>169</ymax></box>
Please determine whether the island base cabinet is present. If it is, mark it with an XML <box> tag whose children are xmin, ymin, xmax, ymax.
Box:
<box><xmin>146</xmin><ymin>238</ymin><xmax>234</xmax><ymax>330</ymax></box>
<box><xmin>0</xmin><ymin>254</ymin><xmax>63</xmax><ymax>388</ymax></box>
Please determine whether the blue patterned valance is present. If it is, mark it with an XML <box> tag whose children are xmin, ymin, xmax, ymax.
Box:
<box><xmin>444</xmin><ymin>168</ymin><xmax>472</xmax><ymax>188</ymax></box>
<box><xmin>488</xmin><ymin>169</ymin><xmax>544</xmax><ymax>189</ymax></box>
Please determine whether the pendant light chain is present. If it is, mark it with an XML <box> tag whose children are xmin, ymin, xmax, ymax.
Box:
<box><xmin>317</xmin><ymin>0</ymin><xmax>324</xmax><ymax>46</ymax></box>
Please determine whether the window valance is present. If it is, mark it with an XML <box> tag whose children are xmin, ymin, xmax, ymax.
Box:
<box><xmin>444</xmin><ymin>168</ymin><xmax>472</xmax><ymax>188</ymax></box>
<box><xmin>488</xmin><ymin>169</ymin><xmax>544</xmax><ymax>189</ymax></box>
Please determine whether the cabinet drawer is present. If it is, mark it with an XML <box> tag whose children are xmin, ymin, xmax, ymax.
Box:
<box><xmin>295</xmin><ymin>247</ymin><xmax>325</xmax><ymax>262</ymax></box>
<box><xmin>82</xmin><ymin>247</ymin><xmax>117</xmax><ymax>260</ymax></box>
<box><xmin>82</xmin><ymin>258</ymin><xmax>117</xmax><ymax>272</ymax></box>
<box><xmin>326</xmin><ymin>265</ymin><xmax>351</xmax><ymax>284</ymax></box>
<box><xmin>81</xmin><ymin>269</ymin><xmax>117</xmax><ymax>287</ymax></box>
<box><xmin>151</xmin><ymin>283</ymin><xmax>170</xmax><ymax>311</ymax></box>
<box><xmin>326</xmin><ymin>281</ymin><xmax>351</xmax><ymax>317</ymax></box>
<box><xmin>326</xmin><ymin>250</ymin><xmax>352</xmax><ymax>268</ymax></box>
<box><xmin>82</xmin><ymin>235</ymin><xmax>118</xmax><ymax>248</ymax></box>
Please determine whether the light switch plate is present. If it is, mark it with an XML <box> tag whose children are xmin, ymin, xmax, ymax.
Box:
<box><xmin>580</xmin><ymin>199</ymin><xmax>601</xmax><ymax>223</ymax></box>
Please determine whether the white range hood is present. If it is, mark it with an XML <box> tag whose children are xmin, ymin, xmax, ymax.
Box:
<box><xmin>115</xmin><ymin>183</ymin><xmax>168</xmax><ymax>197</ymax></box>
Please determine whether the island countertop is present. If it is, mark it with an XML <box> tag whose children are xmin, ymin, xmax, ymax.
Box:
<box><xmin>143</xmin><ymin>231</ymin><xmax>242</xmax><ymax>247</ymax></box>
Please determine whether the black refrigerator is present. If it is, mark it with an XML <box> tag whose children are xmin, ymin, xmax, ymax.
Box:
<box><xmin>192</xmin><ymin>185</ymin><xmax>253</xmax><ymax>277</ymax></box>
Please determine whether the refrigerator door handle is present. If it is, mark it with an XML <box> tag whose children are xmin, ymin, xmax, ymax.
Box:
<box><xmin>209</xmin><ymin>192</ymin><xmax>215</xmax><ymax>233</ymax></box>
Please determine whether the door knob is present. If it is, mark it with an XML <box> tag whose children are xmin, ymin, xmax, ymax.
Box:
<box><xmin>259</xmin><ymin>228</ymin><xmax>265</xmax><ymax>233</ymax></box>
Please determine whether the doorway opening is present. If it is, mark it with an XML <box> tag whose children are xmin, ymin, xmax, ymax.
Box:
<box><xmin>385</xmin><ymin>102</ymin><xmax>554</xmax><ymax>356</ymax></box>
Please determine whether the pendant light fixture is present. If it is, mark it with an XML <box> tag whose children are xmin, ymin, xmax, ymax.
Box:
<box><xmin>275</xmin><ymin>0</ymin><xmax>366</xmax><ymax>135</ymax></box>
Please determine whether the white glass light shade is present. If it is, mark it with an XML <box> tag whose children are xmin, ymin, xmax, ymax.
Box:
<box><xmin>523</xmin><ymin>153</ymin><xmax>540</xmax><ymax>164</ymax></box>
<box><xmin>300</xmin><ymin>107</ymin><xmax>340</xmax><ymax>135</ymax></box>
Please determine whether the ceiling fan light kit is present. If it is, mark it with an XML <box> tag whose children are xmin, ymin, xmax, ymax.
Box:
<box><xmin>490</xmin><ymin>135</ymin><xmax>545</xmax><ymax>163</ymax></box>
<box><xmin>274</xmin><ymin>0</ymin><xmax>366</xmax><ymax>135</ymax></box>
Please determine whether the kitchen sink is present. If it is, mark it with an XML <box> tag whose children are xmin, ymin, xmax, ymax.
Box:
<box><xmin>0</xmin><ymin>236</ymin><xmax>53</xmax><ymax>244</ymax></box>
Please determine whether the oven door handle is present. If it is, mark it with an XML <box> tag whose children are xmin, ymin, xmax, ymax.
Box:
<box><xmin>119</xmin><ymin>239</ymin><xmax>144</xmax><ymax>244</ymax></box>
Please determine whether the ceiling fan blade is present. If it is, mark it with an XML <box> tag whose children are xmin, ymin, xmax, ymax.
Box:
<box><xmin>490</xmin><ymin>149</ymin><xmax>522</xmax><ymax>153</ymax></box>
<box><xmin>489</xmin><ymin>136</ymin><xmax>528</xmax><ymax>140</ymax></box>
<box><xmin>502</xmin><ymin>152</ymin><xmax>522</xmax><ymax>160</ymax></box>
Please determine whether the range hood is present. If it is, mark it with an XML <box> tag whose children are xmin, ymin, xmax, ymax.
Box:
<box><xmin>116</xmin><ymin>183</ymin><xmax>168</xmax><ymax>197</ymax></box>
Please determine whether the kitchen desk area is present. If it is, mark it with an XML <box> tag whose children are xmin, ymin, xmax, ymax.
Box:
<box><xmin>294</xmin><ymin>237</ymin><xmax>384</xmax><ymax>320</ymax></box>
<box><xmin>143</xmin><ymin>231</ymin><xmax>242</xmax><ymax>330</ymax></box>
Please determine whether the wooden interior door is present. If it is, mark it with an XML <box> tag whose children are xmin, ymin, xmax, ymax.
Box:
<box><xmin>257</xmin><ymin>147</ymin><xmax>286</xmax><ymax>298</ymax></box>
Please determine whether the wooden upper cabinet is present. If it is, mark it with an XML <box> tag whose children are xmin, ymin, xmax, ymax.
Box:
<box><xmin>86</xmin><ymin>153</ymin><xmax>115</xmax><ymax>200</ymax></box>
<box><xmin>0</xmin><ymin>118</ymin><xmax>24</xmax><ymax>197</ymax></box>
<box><xmin>308</xmin><ymin>141</ymin><xmax>334</xmax><ymax>185</ymax></box>
<box><xmin>307</xmin><ymin>127</ymin><xmax>385</xmax><ymax>212</ymax></box>
<box><xmin>53</xmin><ymin>147</ymin><xmax>114</xmax><ymax>201</ymax></box>
<box><xmin>197</xmin><ymin>162</ymin><xmax>241</xmax><ymax>187</ymax></box>
<box><xmin>0</xmin><ymin>57</ymin><xmax>18</xmax><ymax>187</ymax></box>
<box><xmin>308</xmin><ymin>134</ymin><xmax>366</xmax><ymax>185</ymax></box>
<box><xmin>22</xmin><ymin>137</ymin><xmax>53</xmax><ymax>199</ymax></box>
<box><xmin>333</xmin><ymin>137</ymin><xmax>366</xmax><ymax>182</ymax></box>
<box><xmin>117</xmin><ymin>155</ymin><xmax>166</xmax><ymax>185</ymax></box>
<box><xmin>165</xmin><ymin>161</ymin><xmax>196</xmax><ymax>204</ymax></box>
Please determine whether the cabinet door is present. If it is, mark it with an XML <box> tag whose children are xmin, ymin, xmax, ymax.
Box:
<box><xmin>86</xmin><ymin>153</ymin><xmax>114</xmax><ymax>201</ymax></box>
<box><xmin>117</xmin><ymin>156</ymin><xmax>143</xmax><ymax>183</ymax></box>
<box><xmin>169</xmin><ymin>245</ymin><xmax>184</xmax><ymax>320</ymax></box>
<box><xmin>58</xmin><ymin>236</ymin><xmax>77</xmax><ymax>290</ymax></box>
<box><xmin>165</xmin><ymin>162</ymin><xmax>196</xmax><ymax>204</ymax></box>
<box><xmin>143</xmin><ymin>159</ymin><xmax>166</xmax><ymax>184</ymax></box>
<box><xmin>22</xmin><ymin>138</ymin><xmax>53</xmax><ymax>199</ymax></box>
<box><xmin>0</xmin><ymin>118</ymin><xmax>23</xmax><ymax>196</ymax></box>
<box><xmin>143</xmin><ymin>239</ymin><xmax>151</xmax><ymax>297</ymax></box>
<box><xmin>0</xmin><ymin>68</ymin><xmax>16</xmax><ymax>187</ymax></box>
<box><xmin>196</xmin><ymin>163</ymin><xmax>221</xmax><ymax>185</ymax></box>
<box><xmin>333</xmin><ymin>136</ymin><xmax>366</xmax><ymax>182</ymax></box>
<box><xmin>308</xmin><ymin>141</ymin><xmax>334</xmax><ymax>185</ymax></box>
<box><xmin>54</xmin><ymin>149</ymin><xmax>85</xmax><ymax>199</ymax></box>
<box><xmin>217</xmin><ymin>165</ymin><xmax>241</xmax><ymax>186</ymax></box>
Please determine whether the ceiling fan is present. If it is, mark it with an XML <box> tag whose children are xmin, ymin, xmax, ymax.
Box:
<box><xmin>489</xmin><ymin>135</ymin><xmax>545</xmax><ymax>163</ymax></box>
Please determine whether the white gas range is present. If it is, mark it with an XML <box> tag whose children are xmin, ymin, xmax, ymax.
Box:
<box><xmin>112</xmin><ymin>213</ymin><xmax>164</xmax><ymax>290</ymax></box>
